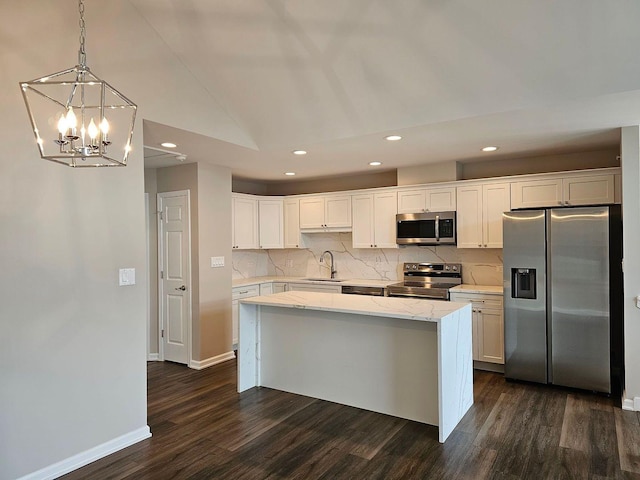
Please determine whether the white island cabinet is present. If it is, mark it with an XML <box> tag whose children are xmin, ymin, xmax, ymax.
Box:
<box><xmin>238</xmin><ymin>291</ymin><xmax>473</xmax><ymax>443</ymax></box>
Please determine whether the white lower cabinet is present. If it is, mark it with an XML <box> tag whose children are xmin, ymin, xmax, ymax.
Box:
<box><xmin>450</xmin><ymin>291</ymin><xmax>504</xmax><ymax>367</ymax></box>
<box><xmin>273</xmin><ymin>282</ymin><xmax>287</xmax><ymax>293</ymax></box>
<box><xmin>232</xmin><ymin>284</ymin><xmax>260</xmax><ymax>347</ymax></box>
<box><xmin>287</xmin><ymin>283</ymin><xmax>342</xmax><ymax>294</ymax></box>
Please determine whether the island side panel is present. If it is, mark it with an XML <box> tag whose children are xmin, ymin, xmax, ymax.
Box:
<box><xmin>437</xmin><ymin>303</ymin><xmax>474</xmax><ymax>442</ymax></box>
<box><xmin>238</xmin><ymin>302</ymin><xmax>259</xmax><ymax>392</ymax></box>
<box><xmin>258</xmin><ymin>305</ymin><xmax>440</xmax><ymax>426</ymax></box>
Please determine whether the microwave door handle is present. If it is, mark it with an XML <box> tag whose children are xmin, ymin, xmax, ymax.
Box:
<box><xmin>435</xmin><ymin>215</ymin><xmax>439</xmax><ymax>241</ymax></box>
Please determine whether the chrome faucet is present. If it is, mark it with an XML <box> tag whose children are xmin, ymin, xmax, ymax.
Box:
<box><xmin>320</xmin><ymin>250</ymin><xmax>337</xmax><ymax>279</ymax></box>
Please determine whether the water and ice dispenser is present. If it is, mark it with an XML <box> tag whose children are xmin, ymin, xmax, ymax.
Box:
<box><xmin>511</xmin><ymin>268</ymin><xmax>536</xmax><ymax>299</ymax></box>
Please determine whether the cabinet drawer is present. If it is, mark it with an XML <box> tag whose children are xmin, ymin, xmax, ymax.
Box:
<box><xmin>233</xmin><ymin>285</ymin><xmax>260</xmax><ymax>299</ymax></box>
<box><xmin>450</xmin><ymin>293</ymin><xmax>502</xmax><ymax>309</ymax></box>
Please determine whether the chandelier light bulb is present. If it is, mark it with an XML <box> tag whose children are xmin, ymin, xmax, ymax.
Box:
<box><xmin>99</xmin><ymin>117</ymin><xmax>109</xmax><ymax>135</ymax></box>
<box><xmin>57</xmin><ymin>115</ymin><xmax>67</xmax><ymax>135</ymax></box>
<box><xmin>87</xmin><ymin>118</ymin><xmax>98</xmax><ymax>140</ymax></box>
<box><xmin>65</xmin><ymin>107</ymin><xmax>77</xmax><ymax>129</ymax></box>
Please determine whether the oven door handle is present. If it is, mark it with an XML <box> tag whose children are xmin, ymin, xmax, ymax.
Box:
<box><xmin>435</xmin><ymin>215</ymin><xmax>439</xmax><ymax>242</ymax></box>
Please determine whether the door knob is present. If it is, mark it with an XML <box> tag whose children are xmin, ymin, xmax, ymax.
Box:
<box><xmin>175</xmin><ymin>285</ymin><xmax>186</xmax><ymax>291</ymax></box>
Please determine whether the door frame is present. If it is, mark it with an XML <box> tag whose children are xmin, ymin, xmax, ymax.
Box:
<box><xmin>157</xmin><ymin>190</ymin><xmax>193</xmax><ymax>364</ymax></box>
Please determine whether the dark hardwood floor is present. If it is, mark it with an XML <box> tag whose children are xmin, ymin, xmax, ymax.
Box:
<box><xmin>62</xmin><ymin>359</ymin><xmax>640</xmax><ymax>479</ymax></box>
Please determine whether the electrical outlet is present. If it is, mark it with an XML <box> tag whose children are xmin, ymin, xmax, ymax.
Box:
<box><xmin>286</xmin><ymin>259</ymin><xmax>293</xmax><ymax>268</ymax></box>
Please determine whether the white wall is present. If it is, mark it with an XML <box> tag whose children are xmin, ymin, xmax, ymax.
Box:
<box><xmin>0</xmin><ymin>122</ymin><xmax>148</xmax><ymax>479</ymax></box>
<box><xmin>621</xmin><ymin>126</ymin><xmax>640</xmax><ymax>409</ymax></box>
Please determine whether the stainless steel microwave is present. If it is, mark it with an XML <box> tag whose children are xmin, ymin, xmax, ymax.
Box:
<box><xmin>396</xmin><ymin>211</ymin><xmax>456</xmax><ymax>245</ymax></box>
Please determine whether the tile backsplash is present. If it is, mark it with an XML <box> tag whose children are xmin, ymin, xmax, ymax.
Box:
<box><xmin>232</xmin><ymin>232</ymin><xmax>503</xmax><ymax>286</ymax></box>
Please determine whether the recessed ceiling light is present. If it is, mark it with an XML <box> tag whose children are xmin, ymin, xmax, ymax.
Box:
<box><xmin>285</xmin><ymin>172</ymin><xmax>296</xmax><ymax>176</ymax></box>
<box><xmin>369</xmin><ymin>161</ymin><xmax>382</xmax><ymax>166</ymax></box>
<box><xmin>482</xmin><ymin>146</ymin><xmax>498</xmax><ymax>152</ymax></box>
<box><xmin>385</xmin><ymin>135</ymin><xmax>402</xmax><ymax>141</ymax></box>
<box><xmin>292</xmin><ymin>150</ymin><xmax>307</xmax><ymax>155</ymax></box>
<box><xmin>161</xmin><ymin>142</ymin><xmax>177</xmax><ymax>148</ymax></box>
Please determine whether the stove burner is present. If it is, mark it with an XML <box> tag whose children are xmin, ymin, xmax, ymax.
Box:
<box><xmin>388</xmin><ymin>262</ymin><xmax>462</xmax><ymax>300</ymax></box>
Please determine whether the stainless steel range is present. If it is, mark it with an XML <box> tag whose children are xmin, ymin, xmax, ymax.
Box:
<box><xmin>388</xmin><ymin>263</ymin><xmax>462</xmax><ymax>300</ymax></box>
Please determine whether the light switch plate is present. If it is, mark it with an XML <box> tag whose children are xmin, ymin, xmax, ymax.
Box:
<box><xmin>119</xmin><ymin>268</ymin><xmax>136</xmax><ymax>286</ymax></box>
<box><xmin>210</xmin><ymin>256</ymin><xmax>225</xmax><ymax>268</ymax></box>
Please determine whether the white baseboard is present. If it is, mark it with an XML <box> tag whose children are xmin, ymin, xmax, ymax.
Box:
<box><xmin>190</xmin><ymin>351</ymin><xmax>235</xmax><ymax>370</ymax></box>
<box><xmin>147</xmin><ymin>353</ymin><xmax>160</xmax><ymax>361</ymax></box>
<box><xmin>622</xmin><ymin>397</ymin><xmax>640</xmax><ymax>411</ymax></box>
<box><xmin>18</xmin><ymin>425</ymin><xmax>151</xmax><ymax>480</ymax></box>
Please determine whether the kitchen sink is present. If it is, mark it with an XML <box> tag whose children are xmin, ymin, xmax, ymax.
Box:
<box><xmin>302</xmin><ymin>278</ymin><xmax>344</xmax><ymax>282</ymax></box>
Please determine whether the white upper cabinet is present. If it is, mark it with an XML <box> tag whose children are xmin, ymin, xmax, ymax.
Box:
<box><xmin>562</xmin><ymin>175</ymin><xmax>615</xmax><ymax>206</ymax></box>
<box><xmin>232</xmin><ymin>195</ymin><xmax>258</xmax><ymax>249</ymax></box>
<box><xmin>258</xmin><ymin>199</ymin><xmax>284</xmax><ymax>249</ymax></box>
<box><xmin>299</xmin><ymin>194</ymin><xmax>351</xmax><ymax>230</ymax></box>
<box><xmin>284</xmin><ymin>198</ymin><xmax>302</xmax><ymax>248</ymax></box>
<box><xmin>232</xmin><ymin>194</ymin><xmax>283</xmax><ymax>249</ymax></box>
<box><xmin>457</xmin><ymin>183</ymin><xmax>510</xmax><ymax>249</ymax></box>
<box><xmin>397</xmin><ymin>186</ymin><xmax>456</xmax><ymax>214</ymax></box>
<box><xmin>511</xmin><ymin>174</ymin><xmax>615</xmax><ymax>209</ymax></box>
<box><xmin>352</xmin><ymin>191</ymin><xmax>398</xmax><ymax>249</ymax></box>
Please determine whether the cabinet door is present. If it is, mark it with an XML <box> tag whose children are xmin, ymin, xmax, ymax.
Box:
<box><xmin>232</xmin><ymin>196</ymin><xmax>259</xmax><ymax>249</ymax></box>
<box><xmin>426</xmin><ymin>187</ymin><xmax>457</xmax><ymax>212</ymax></box>
<box><xmin>563</xmin><ymin>175</ymin><xmax>614</xmax><ymax>206</ymax></box>
<box><xmin>456</xmin><ymin>185</ymin><xmax>483</xmax><ymax>248</ymax></box>
<box><xmin>482</xmin><ymin>183</ymin><xmax>510</xmax><ymax>248</ymax></box>
<box><xmin>373</xmin><ymin>191</ymin><xmax>398</xmax><ymax>248</ymax></box>
<box><xmin>511</xmin><ymin>179</ymin><xmax>562</xmax><ymax>209</ymax></box>
<box><xmin>299</xmin><ymin>197</ymin><xmax>325</xmax><ymax>228</ymax></box>
<box><xmin>232</xmin><ymin>298</ymin><xmax>239</xmax><ymax>346</ymax></box>
<box><xmin>287</xmin><ymin>283</ymin><xmax>342</xmax><ymax>293</ymax></box>
<box><xmin>397</xmin><ymin>189</ymin><xmax>426</xmax><ymax>214</ymax></box>
<box><xmin>472</xmin><ymin>309</ymin><xmax>481</xmax><ymax>361</ymax></box>
<box><xmin>258</xmin><ymin>199</ymin><xmax>284</xmax><ymax>249</ymax></box>
<box><xmin>351</xmin><ymin>194</ymin><xmax>375</xmax><ymax>248</ymax></box>
<box><xmin>273</xmin><ymin>283</ymin><xmax>287</xmax><ymax>293</ymax></box>
<box><xmin>259</xmin><ymin>283</ymin><xmax>273</xmax><ymax>296</ymax></box>
<box><xmin>325</xmin><ymin>195</ymin><xmax>352</xmax><ymax>228</ymax></box>
<box><xmin>478</xmin><ymin>308</ymin><xmax>504</xmax><ymax>364</ymax></box>
<box><xmin>284</xmin><ymin>198</ymin><xmax>301</xmax><ymax>248</ymax></box>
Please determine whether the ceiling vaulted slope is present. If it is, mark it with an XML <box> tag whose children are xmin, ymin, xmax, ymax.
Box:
<box><xmin>9</xmin><ymin>1</ymin><xmax>640</xmax><ymax>179</ymax></box>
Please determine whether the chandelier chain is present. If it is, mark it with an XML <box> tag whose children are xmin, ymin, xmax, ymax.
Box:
<box><xmin>78</xmin><ymin>0</ymin><xmax>86</xmax><ymax>56</ymax></box>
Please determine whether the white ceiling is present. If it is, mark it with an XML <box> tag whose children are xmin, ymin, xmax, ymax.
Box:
<box><xmin>7</xmin><ymin>1</ymin><xmax>640</xmax><ymax>180</ymax></box>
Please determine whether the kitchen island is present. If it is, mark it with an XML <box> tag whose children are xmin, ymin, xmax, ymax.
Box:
<box><xmin>237</xmin><ymin>292</ymin><xmax>473</xmax><ymax>442</ymax></box>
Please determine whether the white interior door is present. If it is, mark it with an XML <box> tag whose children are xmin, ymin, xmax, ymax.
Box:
<box><xmin>158</xmin><ymin>191</ymin><xmax>191</xmax><ymax>365</ymax></box>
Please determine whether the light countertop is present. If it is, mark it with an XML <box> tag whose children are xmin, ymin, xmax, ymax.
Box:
<box><xmin>240</xmin><ymin>291</ymin><xmax>471</xmax><ymax>323</ymax></box>
<box><xmin>450</xmin><ymin>285</ymin><xmax>503</xmax><ymax>295</ymax></box>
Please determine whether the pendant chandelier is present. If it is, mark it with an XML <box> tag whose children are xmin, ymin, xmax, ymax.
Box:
<box><xmin>20</xmin><ymin>0</ymin><xmax>136</xmax><ymax>167</ymax></box>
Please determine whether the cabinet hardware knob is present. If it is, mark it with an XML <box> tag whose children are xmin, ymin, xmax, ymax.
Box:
<box><xmin>484</xmin><ymin>244</ymin><xmax>487</xmax><ymax>247</ymax></box>
<box><xmin>558</xmin><ymin>201</ymin><xmax>563</xmax><ymax>205</ymax></box>
<box><xmin>478</xmin><ymin>244</ymin><xmax>481</xmax><ymax>247</ymax></box>
<box><xmin>175</xmin><ymin>285</ymin><xmax>186</xmax><ymax>291</ymax></box>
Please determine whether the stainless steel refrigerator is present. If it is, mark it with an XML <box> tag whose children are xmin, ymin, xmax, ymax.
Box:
<box><xmin>503</xmin><ymin>205</ymin><xmax>623</xmax><ymax>395</ymax></box>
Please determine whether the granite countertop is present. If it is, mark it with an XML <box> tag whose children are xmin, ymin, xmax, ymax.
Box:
<box><xmin>450</xmin><ymin>285</ymin><xmax>503</xmax><ymax>295</ymax></box>
<box><xmin>232</xmin><ymin>276</ymin><xmax>397</xmax><ymax>288</ymax></box>
<box><xmin>240</xmin><ymin>291</ymin><xmax>471</xmax><ymax>323</ymax></box>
